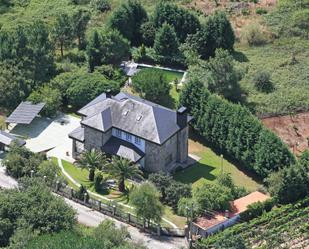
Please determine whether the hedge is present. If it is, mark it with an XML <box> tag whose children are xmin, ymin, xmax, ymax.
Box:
<box><xmin>180</xmin><ymin>80</ymin><xmax>295</xmax><ymax>178</ymax></box>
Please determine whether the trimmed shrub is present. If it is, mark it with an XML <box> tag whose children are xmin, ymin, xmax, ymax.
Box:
<box><xmin>180</xmin><ymin>79</ymin><xmax>295</xmax><ymax>178</ymax></box>
<box><xmin>240</xmin><ymin>199</ymin><xmax>275</xmax><ymax>221</ymax></box>
<box><xmin>253</xmin><ymin>70</ymin><xmax>273</xmax><ymax>93</ymax></box>
<box><xmin>241</xmin><ymin>23</ymin><xmax>267</xmax><ymax>46</ymax></box>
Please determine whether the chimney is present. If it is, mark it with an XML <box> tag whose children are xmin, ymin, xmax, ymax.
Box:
<box><xmin>106</xmin><ymin>89</ymin><xmax>112</xmax><ymax>98</ymax></box>
<box><xmin>177</xmin><ymin>106</ymin><xmax>188</xmax><ymax>128</ymax></box>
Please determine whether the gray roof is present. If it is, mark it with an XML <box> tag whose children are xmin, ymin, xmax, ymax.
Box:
<box><xmin>68</xmin><ymin>127</ymin><xmax>85</xmax><ymax>142</ymax></box>
<box><xmin>0</xmin><ymin>131</ymin><xmax>26</xmax><ymax>147</ymax></box>
<box><xmin>6</xmin><ymin>102</ymin><xmax>45</xmax><ymax>124</ymax></box>
<box><xmin>78</xmin><ymin>92</ymin><xmax>190</xmax><ymax>144</ymax></box>
<box><xmin>102</xmin><ymin>137</ymin><xmax>144</xmax><ymax>163</ymax></box>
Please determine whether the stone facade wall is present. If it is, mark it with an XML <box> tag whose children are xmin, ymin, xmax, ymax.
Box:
<box><xmin>84</xmin><ymin>127</ymin><xmax>112</xmax><ymax>151</ymax></box>
<box><xmin>177</xmin><ymin>126</ymin><xmax>189</xmax><ymax>163</ymax></box>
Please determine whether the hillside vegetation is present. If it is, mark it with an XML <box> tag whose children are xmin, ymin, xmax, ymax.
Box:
<box><xmin>197</xmin><ymin>197</ymin><xmax>309</xmax><ymax>249</ymax></box>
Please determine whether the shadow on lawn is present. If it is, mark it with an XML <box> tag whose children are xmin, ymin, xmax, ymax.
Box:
<box><xmin>188</xmin><ymin>129</ymin><xmax>263</xmax><ymax>185</ymax></box>
<box><xmin>174</xmin><ymin>162</ymin><xmax>216</xmax><ymax>184</ymax></box>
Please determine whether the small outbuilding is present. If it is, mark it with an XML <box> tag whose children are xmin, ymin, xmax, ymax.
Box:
<box><xmin>6</xmin><ymin>101</ymin><xmax>45</xmax><ymax>126</ymax></box>
<box><xmin>0</xmin><ymin>130</ymin><xmax>26</xmax><ymax>151</ymax></box>
<box><xmin>192</xmin><ymin>191</ymin><xmax>270</xmax><ymax>238</ymax></box>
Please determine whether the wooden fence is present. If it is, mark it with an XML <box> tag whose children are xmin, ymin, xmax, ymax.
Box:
<box><xmin>51</xmin><ymin>180</ymin><xmax>185</xmax><ymax>237</ymax></box>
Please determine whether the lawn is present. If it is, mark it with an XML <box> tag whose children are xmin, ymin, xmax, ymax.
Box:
<box><xmin>59</xmin><ymin>159</ymin><xmax>187</xmax><ymax>227</ymax></box>
<box><xmin>137</xmin><ymin>66</ymin><xmax>184</xmax><ymax>83</ymax></box>
<box><xmin>174</xmin><ymin>132</ymin><xmax>261</xmax><ymax>192</ymax></box>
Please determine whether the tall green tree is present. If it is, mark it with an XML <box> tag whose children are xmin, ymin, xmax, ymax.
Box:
<box><xmin>109</xmin><ymin>0</ymin><xmax>148</xmax><ymax>46</ymax></box>
<box><xmin>0</xmin><ymin>178</ymin><xmax>76</xmax><ymax>247</ymax></box>
<box><xmin>0</xmin><ymin>61</ymin><xmax>32</xmax><ymax>110</ymax></box>
<box><xmin>106</xmin><ymin>156</ymin><xmax>143</xmax><ymax>192</ymax></box>
<box><xmin>27</xmin><ymin>86</ymin><xmax>61</xmax><ymax>117</ymax></box>
<box><xmin>76</xmin><ymin>150</ymin><xmax>107</xmax><ymax>181</ymax></box>
<box><xmin>130</xmin><ymin>182</ymin><xmax>164</xmax><ymax>224</ymax></box>
<box><xmin>153</xmin><ymin>2</ymin><xmax>200</xmax><ymax>42</ymax></box>
<box><xmin>65</xmin><ymin>70</ymin><xmax>120</xmax><ymax>108</ymax></box>
<box><xmin>266</xmin><ymin>159</ymin><xmax>309</xmax><ymax>204</ymax></box>
<box><xmin>72</xmin><ymin>9</ymin><xmax>90</xmax><ymax>49</ymax></box>
<box><xmin>254</xmin><ymin>129</ymin><xmax>295</xmax><ymax>177</ymax></box>
<box><xmin>180</xmin><ymin>79</ymin><xmax>295</xmax><ymax>178</ymax></box>
<box><xmin>86</xmin><ymin>29</ymin><xmax>130</xmax><ymax>71</ymax></box>
<box><xmin>86</xmin><ymin>30</ymin><xmax>101</xmax><ymax>72</ymax></box>
<box><xmin>27</xmin><ymin>21</ymin><xmax>55</xmax><ymax>84</ymax></box>
<box><xmin>189</xmin><ymin>49</ymin><xmax>242</xmax><ymax>102</ymax></box>
<box><xmin>52</xmin><ymin>13</ymin><xmax>74</xmax><ymax>57</ymax></box>
<box><xmin>185</xmin><ymin>11</ymin><xmax>235</xmax><ymax>59</ymax></box>
<box><xmin>153</xmin><ymin>22</ymin><xmax>180</xmax><ymax>64</ymax></box>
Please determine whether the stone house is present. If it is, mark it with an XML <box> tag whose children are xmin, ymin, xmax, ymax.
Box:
<box><xmin>69</xmin><ymin>92</ymin><xmax>192</xmax><ymax>172</ymax></box>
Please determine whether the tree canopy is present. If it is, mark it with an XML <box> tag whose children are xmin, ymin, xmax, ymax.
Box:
<box><xmin>180</xmin><ymin>79</ymin><xmax>295</xmax><ymax>178</ymax></box>
<box><xmin>153</xmin><ymin>2</ymin><xmax>200</xmax><ymax>42</ymax></box>
<box><xmin>185</xmin><ymin>11</ymin><xmax>235</xmax><ymax>60</ymax></box>
<box><xmin>130</xmin><ymin>182</ymin><xmax>164</xmax><ymax>223</ymax></box>
<box><xmin>0</xmin><ymin>178</ymin><xmax>76</xmax><ymax>247</ymax></box>
<box><xmin>132</xmin><ymin>68</ymin><xmax>171</xmax><ymax>103</ymax></box>
<box><xmin>108</xmin><ymin>0</ymin><xmax>148</xmax><ymax>46</ymax></box>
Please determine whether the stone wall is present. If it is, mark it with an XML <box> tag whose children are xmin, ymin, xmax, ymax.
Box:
<box><xmin>84</xmin><ymin>127</ymin><xmax>112</xmax><ymax>151</ymax></box>
<box><xmin>144</xmin><ymin>126</ymin><xmax>189</xmax><ymax>172</ymax></box>
<box><xmin>144</xmin><ymin>132</ymin><xmax>178</xmax><ymax>172</ymax></box>
<box><xmin>177</xmin><ymin>126</ymin><xmax>189</xmax><ymax>163</ymax></box>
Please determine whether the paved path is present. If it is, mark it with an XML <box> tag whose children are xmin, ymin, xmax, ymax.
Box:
<box><xmin>0</xmin><ymin>167</ymin><xmax>18</xmax><ymax>189</ymax></box>
<box><xmin>64</xmin><ymin>198</ymin><xmax>187</xmax><ymax>249</ymax></box>
<box><xmin>0</xmin><ymin>168</ymin><xmax>187</xmax><ymax>249</ymax></box>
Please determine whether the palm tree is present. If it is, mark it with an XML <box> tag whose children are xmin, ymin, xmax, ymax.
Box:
<box><xmin>76</xmin><ymin>149</ymin><xmax>107</xmax><ymax>181</ymax></box>
<box><xmin>106</xmin><ymin>156</ymin><xmax>143</xmax><ymax>192</ymax></box>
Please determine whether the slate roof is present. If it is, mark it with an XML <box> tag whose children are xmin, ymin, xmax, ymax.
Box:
<box><xmin>102</xmin><ymin>136</ymin><xmax>144</xmax><ymax>162</ymax></box>
<box><xmin>68</xmin><ymin>127</ymin><xmax>85</xmax><ymax>142</ymax></box>
<box><xmin>6</xmin><ymin>102</ymin><xmax>45</xmax><ymax>124</ymax></box>
<box><xmin>78</xmin><ymin>92</ymin><xmax>191</xmax><ymax>144</ymax></box>
<box><xmin>0</xmin><ymin>131</ymin><xmax>26</xmax><ymax>147</ymax></box>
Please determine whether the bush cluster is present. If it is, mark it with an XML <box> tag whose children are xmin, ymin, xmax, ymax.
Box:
<box><xmin>178</xmin><ymin>173</ymin><xmax>247</xmax><ymax>216</ymax></box>
<box><xmin>180</xmin><ymin>79</ymin><xmax>295</xmax><ymax>178</ymax></box>
<box><xmin>148</xmin><ymin>172</ymin><xmax>191</xmax><ymax>211</ymax></box>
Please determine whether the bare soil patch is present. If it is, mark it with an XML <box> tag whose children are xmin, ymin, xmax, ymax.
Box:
<box><xmin>262</xmin><ymin>112</ymin><xmax>309</xmax><ymax>155</ymax></box>
<box><xmin>185</xmin><ymin>0</ymin><xmax>277</xmax><ymax>37</ymax></box>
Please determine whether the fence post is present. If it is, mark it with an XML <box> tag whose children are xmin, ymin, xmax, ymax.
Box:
<box><xmin>30</xmin><ymin>170</ymin><xmax>34</xmax><ymax>178</ymax></box>
<box><xmin>157</xmin><ymin>225</ymin><xmax>161</xmax><ymax>236</ymax></box>
<box><xmin>84</xmin><ymin>193</ymin><xmax>88</xmax><ymax>204</ymax></box>
<box><xmin>55</xmin><ymin>181</ymin><xmax>60</xmax><ymax>192</ymax></box>
<box><xmin>70</xmin><ymin>187</ymin><xmax>74</xmax><ymax>199</ymax></box>
<box><xmin>112</xmin><ymin>205</ymin><xmax>116</xmax><ymax>216</ymax></box>
<box><xmin>98</xmin><ymin>200</ymin><xmax>101</xmax><ymax>211</ymax></box>
<box><xmin>127</xmin><ymin>213</ymin><xmax>131</xmax><ymax>223</ymax></box>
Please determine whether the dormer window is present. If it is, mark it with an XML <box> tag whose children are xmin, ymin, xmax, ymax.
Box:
<box><xmin>136</xmin><ymin>115</ymin><xmax>142</xmax><ymax>121</ymax></box>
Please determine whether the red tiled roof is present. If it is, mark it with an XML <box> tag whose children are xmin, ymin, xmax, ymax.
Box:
<box><xmin>230</xmin><ymin>191</ymin><xmax>270</xmax><ymax>215</ymax></box>
<box><xmin>194</xmin><ymin>191</ymin><xmax>270</xmax><ymax>230</ymax></box>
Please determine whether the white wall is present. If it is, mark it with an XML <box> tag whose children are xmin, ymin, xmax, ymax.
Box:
<box><xmin>112</xmin><ymin>128</ymin><xmax>145</xmax><ymax>152</ymax></box>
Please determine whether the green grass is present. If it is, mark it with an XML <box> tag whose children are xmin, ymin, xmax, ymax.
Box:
<box><xmin>137</xmin><ymin>66</ymin><xmax>184</xmax><ymax>83</ymax></box>
<box><xmin>60</xmin><ymin>159</ymin><xmax>186</xmax><ymax>228</ymax></box>
<box><xmin>236</xmin><ymin>37</ymin><xmax>309</xmax><ymax>115</ymax></box>
<box><xmin>174</xmin><ymin>134</ymin><xmax>261</xmax><ymax>192</ymax></box>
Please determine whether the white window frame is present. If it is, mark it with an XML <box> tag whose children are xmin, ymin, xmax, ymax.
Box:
<box><xmin>134</xmin><ymin>136</ymin><xmax>141</xmax><ymax>145</ymax></box>
<box><xmin>115</xmin><ymin>129</ymin><xmax>122</xmax><ymax>138</ymax></box>
<box><xmin>126</xmin><ymin>133</ymin><xmax>132</xmax><ymax>142</ymax></box>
